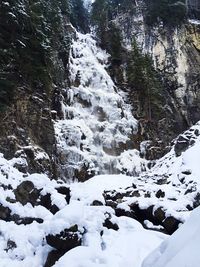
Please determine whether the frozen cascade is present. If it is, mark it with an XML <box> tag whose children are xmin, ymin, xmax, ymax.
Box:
<box><xmin>55</xmin><ymin>31</ymin><xmax>147</xmax><ymax>180</ymax></box>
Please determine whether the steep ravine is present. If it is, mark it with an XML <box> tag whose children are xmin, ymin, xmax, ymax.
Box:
<box><xmin>0</xmin><ymin>1</ymin><xmax>200</xmax><ymax>267</ymax></box>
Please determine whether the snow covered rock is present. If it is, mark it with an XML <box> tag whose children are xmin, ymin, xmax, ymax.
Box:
<box><xmin>46</xmin><ymin>225</ymin><xmax>82</xmax><ymax>252</ymax></box>
<box><xmin>14</xmin><ymin>181</ymin><xmax>41</xmax><ymax>206</ymax></box>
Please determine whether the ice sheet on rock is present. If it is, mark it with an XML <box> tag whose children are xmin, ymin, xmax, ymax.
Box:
<box><xmin>54</xmin><ymin>31</ymin><xmax>145</xmax><ymax>180</ymax></box>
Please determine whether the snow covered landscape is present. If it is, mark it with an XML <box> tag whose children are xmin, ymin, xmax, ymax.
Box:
<box><xmin>0</xmin><ymin>0</ymin><xmax>200</xmax><ymax>266</ymax></box>
<box><xmin>0</xmin><ymin>120</ymin><xmax>200</xmax><ymax>266</ymax></box>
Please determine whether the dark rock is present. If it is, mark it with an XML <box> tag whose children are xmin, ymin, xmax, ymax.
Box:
<box><xmin>13</xmin><ymin>161</ymin><xmax>28</xmax><ymax>173</ymax></box>
<box><xmin>56</xmin><ymin>187</ymin><xmax>71</xmax><ymax>204</ymax></box>
<box><xmin>154</xmin><ymin>207</ymin><xmax>166</xmax><ymax>223</ymax></box>
<box><xmin>0</xmin><ymin>183</ymin><xmax>12</xmax><ymax>190</ymax></box>
<box><xmin>156</xmin><ymin>189</ymin><xmax>165</xmax><ymax>198</ymax></box>
<box><xmin>14</xmin><ymin>181</ymin><xmax>41</xmax><ymax>206</ymax></box>
<box><xmin>0</xmin><ymin>205</ymin><xmax>11</xmax><ymax>221</ymax></box>
<box><xmin>103</xmin><ymin>218</ymin><xmax>119</xmax><ymax>231</ymax></box>
<box><xmin>144</xmin><ymin>192</ymin><xmax>151</xmax><ymax>198</ymax></box>
<box><xmin>185</xmin><ymin>185</ymin><xmax>196</xmax><ymax>194</ymax></box>
<box><xmin>194</xmin><ymin>129</ymin><xmax>200</xmax><ymax>136</ymax></box>
<box><xmin>5</xmin><ymin>240</ymin><xmax>17</xmax><ymax>252</ymax></box>
<box><xmin>132</xmin><ymin>183</ymin><xmax>137</xmax><ymax>189</ymax></box>
<box><xmin>130</xmin><ymin>203</ymin><xmax>154</xmax><ymax>224</ymax></box>
<box><xmin>163</xmin><ymin>216</ymin><xmax>181</xmax><ymax>234</ymax></box>
<box><xmin>174</xmin><ymin>135</ymin><xmax>190</xmax><ymax>156</ymax></box>
<box><xmin>46</xmin><ymin>225</ymin><xmax>82</xmax><ymax>251</ymax></box>
<box><xmin>105</xmin><ymin>200</ymin><xmax>117</xmax><ymax>209</ymax></box>
<box><xmin>193</xmin><ymin>192</ymin><xmax>200</xmax><ymax>208</ymax></box>
<box><xmin>6</xmin><ymin>197</ymin><xmax>16</xmax><ymax>204</ymax></box>
<box><xmin>40</xmin><ymin>193</ymin><xmax>59</xmax><ymax>214</ymax></box>
<box><xmin>131</xmin><ymin>190</ymin><xmax>140</xmax><ymax>197</ymax></box>
<box><xmin>156</xmin><ymin>177</ymin><xmax>168</xmax><ymax>185</ymax></box>
<box><xmin>44</xmin><ymin>249</ymin><xmax>65</xmax><ymax>267</ymax></box>
<box><xmin>10</xmin><ymin>213</ymin><xmax>43</xmax><ymax>225</ymax></box>
<box><xmin>115</xmin><ymin>208</ymin><xmax>136</xmax><ymax>219</ymax></box>
<box><xmin>15</xmin><ymin>217</ymin><xmax>43</xmax><ymax>225</ymax></box>
<box><xmin>181</xmin><ymin>170</ymin><xmax>192</xmax><ymax>175</ymax></box>
<box><xmin>186</xmin><ymin>204</ymin><xmax>193</xmax><ymax>211</ymax></box>
<box><xmin>91</xmin><ymin>200</ymin><xmax>104</xmax><ymax>206</ymax></box>
<box><xmin>23</xmin><ymin>147</ymin><xmax>35</xmax><ymax>159</ymax></box>
<box><xmin>104</xmin><ymin>190</ymin><xmax>132</xmax><ymax>202</ymax></box>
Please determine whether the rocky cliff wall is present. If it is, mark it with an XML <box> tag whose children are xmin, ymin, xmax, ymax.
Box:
<box><xmin>105</xmin><ymin>0</ymin><xmax>200</xmax><ymax>159</ymax></box>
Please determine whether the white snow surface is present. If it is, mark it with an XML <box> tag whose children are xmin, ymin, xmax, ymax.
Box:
<box><xmin>188</xmin><ymin>19</ymin><xmax>200</xmax><ymax>25</ymax></box>
<box><xmin>54</xmin><ymin>221</ymin><xmax>165</xmax><ymax>267</ymax></box>
<box><xmin>0</xmin><ymin>155</ymin><xmax>166</xmax><ymax>267</ymax></box>
<box><xmin>142</xmin><ymin>205</ymin><xmax>200</xmax><ymax>267</ymax></box>
<box><xmin>1</xmin><ymin>122</ymin><xmax>200</xmax><ymax>266</ymax></box>
<box><xmin>82</xmin><ymin>0</ymin><xmax>95</xmax><ymax>11</ymax></box>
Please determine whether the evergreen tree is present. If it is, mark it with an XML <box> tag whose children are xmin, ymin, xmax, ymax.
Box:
<box><xmin>91</xmin><ymin>0</ymin><xmax>111</xmax><ymax>48</ymax></box>
<box><xmin>69</xmin><ymin>0</ymin><xmax>89</xmax><ymax>33</ymax></box>
<box><xmin>0</xmin><ymin>0</ymin><xmax>71</xmax><ymax>110</ymax></box>
<box><xmin>127</xmin><ymin>39</ymin><xmax>163</xmax><ymax>120</ymax></box>
<box><xmin>144</xmin><ymin>0</ymin><xmax>187</xmax><ymax>26</ymax></box>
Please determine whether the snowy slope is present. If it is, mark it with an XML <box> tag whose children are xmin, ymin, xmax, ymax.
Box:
<box><xmin>0</xmin><ymin>122</ymin><xmax>200</xmax><ymax>266</ymax></box>
<box><xmin>96</xmin><ymin>121</ymin><xmax>200</xmax><ymax>234</ymax></box>
<box><xmin>142</xmin><ymin>205</ymin><xmax>200</xmax><ymax>267</ymax></box>
<box><xmin>0</xmin><ymin>154</ymin><xmax>166</xmax><ymax>267</ymax></box>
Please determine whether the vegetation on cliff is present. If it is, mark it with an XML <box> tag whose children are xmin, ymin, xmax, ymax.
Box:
<box><xmin>127</xmin><ymin>39</ymin><xmax>163</xmax><ymax>121</ymax></box>
<box><xmin>144</xmin><ymin>0</ymin><xmax>187</xmax><ymax>26</ymax></box>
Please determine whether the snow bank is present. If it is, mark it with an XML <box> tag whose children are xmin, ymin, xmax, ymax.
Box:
<box><xmin>142</xmin><ymin>205</ymin><xmax>200</xmax><ymax>267</ymax></box>
<box><xmin>54</xmin><ymin>216</ymin><xmax>166</xmax><ymax>267</ymax></box>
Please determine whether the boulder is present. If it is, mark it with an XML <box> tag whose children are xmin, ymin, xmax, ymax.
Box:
<box><xmin>56</xmin><ymin>186</ymin><xmax>71</xmax><ymax>204</ymax></box>
<box><xmin>103</xmin><ymin>218</ymin><xmax>119</xmax><ymax>231</ymax></box>
<box><xmin>193</xmin><ymin>192</ymin><xmax>200</xmax><ymax>208</ymax></box>
<box><xmin>91</xmin><ymin>200</ymin><xmax>104</xmax><ymax>206</ymax></box>
<box><xmin>174</xmin><ymin>135</ymin><xmax>190</xmax><ymax>156</ymax></box>
<box><xmin>156</xmin><ymin>189</ymin><xmax>165</xmax><ymax>198</ymax></box>
<box><xmin>40</xmin><ymin>193</ymin><xmax>59</xmax><ymax>214</ymax></box>
<box><xmin>14</xmin><ymin>181</ymin><xmax>41</xmax><ymax>206</ymax></box>
<box><xmin>115</xmin><ymin>208</ymin><xmax>136</xmax><ymax>219</ymax></box>
<box><xmin>5</xmin><ymin>240</ymin><xmax>17</xmax><ymax>252</ymax></box>
<box><xmin>46</xmin><ymin>225</ymin><xmax>82</xmax><ymax>251</ymax></box>
<box><xmin>44</xmin><ymin>249</ymin><xmax>65</xmax><ymax>267</ymax></box>
<box><xmin>163</xmin><ymin>216</ymin><xmax>181</xmax><ymax>234</ymax></box>
<box><xmin>0</xmin><ymin>204</ymin><xmax>11</xmax><ymax>221</ymax></box>
<box><xmin>154</xmin><ymin>207</ymin><xmax>166</xmax><ymax>223</ymax></box>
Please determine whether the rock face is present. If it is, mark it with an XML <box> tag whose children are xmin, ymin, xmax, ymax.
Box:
<box><xmin>96</xmin><ymin>0</ymin><xmax>200</xmax><ymax>160</ymax></box>
<box><xmin>0</xmin><ymin>0</ymin><xmax>73</xmax><ymax>177</ymax></box>
<box><xmin>0</xmin><ymin>90</ymin><xmax>56</xmax><ymax>176</ymax></box>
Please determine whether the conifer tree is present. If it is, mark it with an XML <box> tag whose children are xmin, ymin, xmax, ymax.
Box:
<box><xmin>127</xmin><ymin>39</ymin><xmax>163</xmax><ymax>120</ymax></box>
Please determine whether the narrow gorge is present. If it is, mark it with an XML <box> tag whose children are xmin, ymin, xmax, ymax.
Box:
<box><xmin>0</xmin><ymin>0</ymin><xmax>200</xmax><ymax>266</ymax></box>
